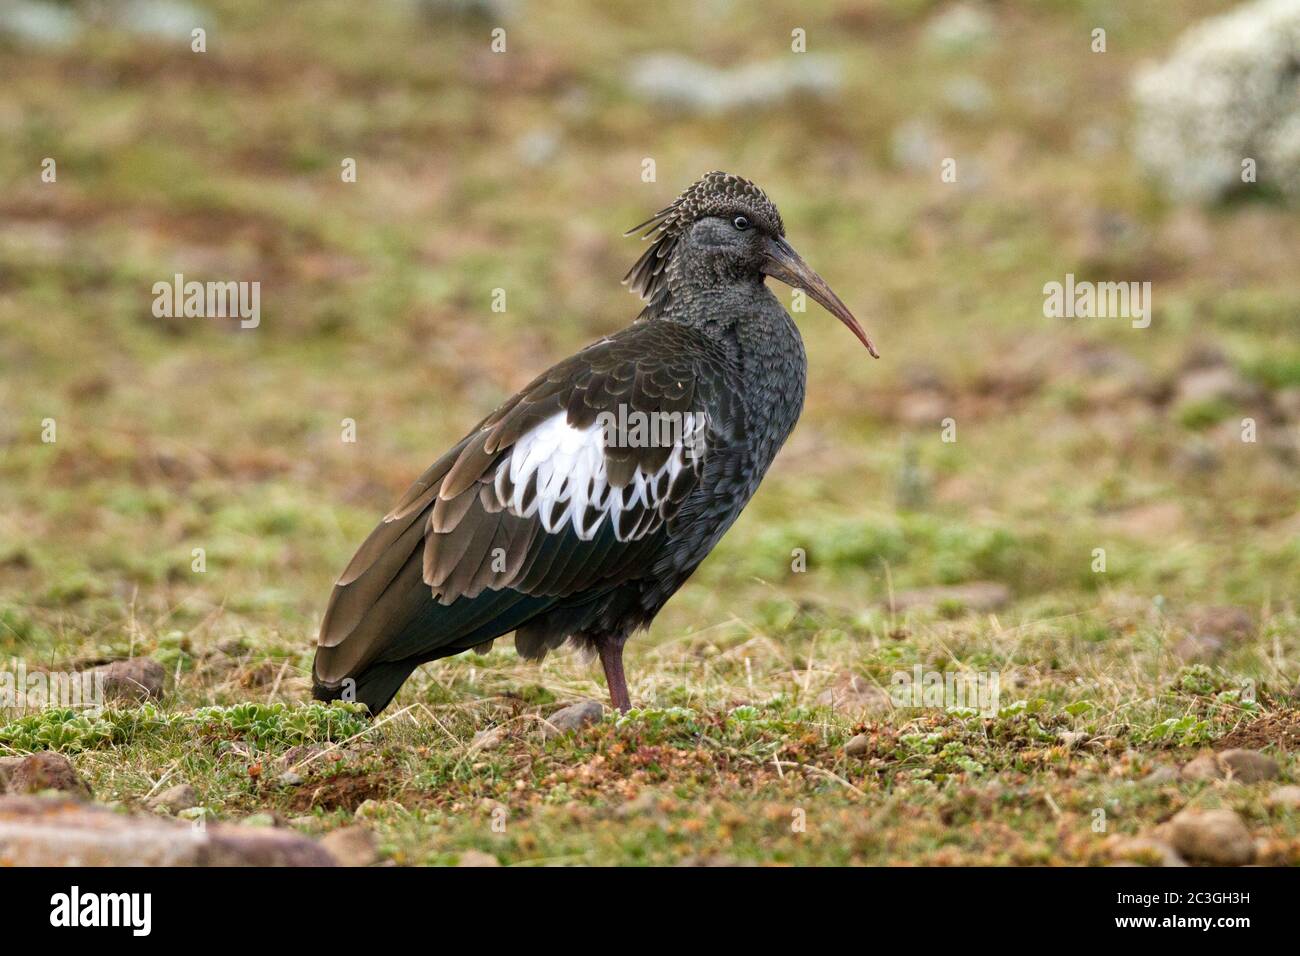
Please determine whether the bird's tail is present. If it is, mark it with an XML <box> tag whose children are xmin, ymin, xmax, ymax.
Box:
<box><xmin>312</xmin><ymin>660</ymin><xmax>417</xmax><ymax>717</ymax></box>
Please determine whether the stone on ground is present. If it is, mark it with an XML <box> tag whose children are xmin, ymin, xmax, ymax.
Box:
<box><xmin>1140</xmin><ymin>765</ymin><xmax>1181</xmax><ymax>785</ymax></box>
<box><xmin>5</xmin><ymin>752</ymin><xmax>92</xmax><ymax>800</ymax></box>
<box><xmin>148</xmin><ymin>783</ymin><xmax>198</xmax><ymax>814</ymax></box>
<box><xmin>844</xmin><ymin>733</ymin><xmax>871</xmax><ymax>758</ymax></box>
<box><xmin>1265</xmin><ymin>785</ymin><xmax>1300</xmax><ymax>810</ymax></box>
<box><xmin>0</xmin><ymin>795</ymin><xmax>336</xmax><ymax>866</ymax></box>
<box><xmin>95</xmin><ymin>657</ymin><xmax>166</xmax><ymax>702</ymax></box>
<box><xmin>1167</xmin><ymin>808</ymin><xmax>1255</xmax><ymax>865</ymax></box>
<box><xmin>0</xmin><ymin>755</ymin><xmax>24</xmax><ymax>791</ymax></box>
<box><xmin>320</xmin><ymin>825</ymin><xmax>379</xmax><ymax>867</ymax></box>
<box><xmin>542</xmin><ymin>701</ymin><xmax>603</xmax><ymax>738</ymax></box>
<box><xmin>469</xmin><ymin>726</ymin><xmax>507</xmax><ymax>752</ymax></box>
<box><xmin>1132</xmin><ymin>0</ymin><xmax>1300</xmax><ymax>203</ymax></box>
<box><xmin>1218</xmin><ymin>748</ymin><xmax>1279</xmax><ymax>783</ymax></box>
<box><xmin>456</xmin><ymin>849</ymin><xmax>501</xmax><ymax>867</ymax></box>
<box><xmin>1179</xmin><ymin>752</ymin><xmax>1225</xmax><ymax>782</ymax></box>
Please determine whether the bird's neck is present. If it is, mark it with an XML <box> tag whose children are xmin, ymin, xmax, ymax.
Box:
<box><xmin>640</xmin><ymin>253</ymin><xmax>777</xmax><ymax>334</ymax></box>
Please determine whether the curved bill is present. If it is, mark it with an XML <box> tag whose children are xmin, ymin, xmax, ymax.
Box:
<box><xmin>761</xmin><ymin>236</ymin><xmax>879</xmax><ymax>359</ymax></box>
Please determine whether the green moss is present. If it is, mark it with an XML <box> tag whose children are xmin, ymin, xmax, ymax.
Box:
<box><xmin>1177</xmin><ymin>397</ymin><xmax>1236</xmax><ymax>429</ymax></box>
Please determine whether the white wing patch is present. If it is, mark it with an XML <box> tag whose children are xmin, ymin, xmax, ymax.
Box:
<box><xmin>493</xmin><ymin>410</ymin><xmax>706</xmax><ymax>542</ymax></box>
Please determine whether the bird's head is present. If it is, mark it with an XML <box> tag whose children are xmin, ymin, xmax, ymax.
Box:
<box><xmin>623</xmin><ymin>170</ymin><xmax>878</xmax><ymax>358</ymax></box>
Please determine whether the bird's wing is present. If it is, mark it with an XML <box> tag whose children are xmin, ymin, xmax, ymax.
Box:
<box><xmin>314</xmin><ymin>322</ymin><xmax>731</xmax><ymax>684</ymax></box>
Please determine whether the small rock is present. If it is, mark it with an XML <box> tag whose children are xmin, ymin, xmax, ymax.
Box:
<box><xmin>1132</xmin><ymin>0</ymin><xmax>1300</xmax><ymax>202</ymax></box>
<box><xmin>0</xmin><ymin>0</ymin><xmax>83</xmax><ymax>49</ymax></box>
<box><xmin>897</xmin><ymin>389</ymin><xmax>949</xmax><ymax>427</ymax></box>
<box><xmin>203</xmin><ymin>825</ymin><xmax>335</xmax><ymax>866</ymax></box>
<box><xmin>1187</xmin><ymin>605</ymin><xmax>1254</xmax><ymax>641</ymax></box>
<box><xmin>469</xmin><ymin>726</ymin><xmax>506</xmax><ymax>752</ymax></box>
<box><xmin>1174</xmin><ymin>366</ymin><xmax>1256</xmax><ymax>409</ymax></box>
<box><xmin>816</xmin><ymin>674</ymin><xmax>891</xmax><ymax>719</ymax></box>
<box><xmin>1180</xmin><ymin>752</ymin><xmax>1225</xmax><ymax>782</ymax></box>
<box><xmin>628</xmin><ymin>53</ymin><xmax>842</xmax><ymax>114</ymax></box>
<box><xmin>1168</xmin><ymin>808</ymin><xmax>1255</xmax><ymax>866</ymax></box>
<box><xmin>542</xmin><ymin>701</ymin><xmax>603</xmax><ymax>738</ymax></box>
<box><xmin>1275</xmin><ymin>387</ymin><xmax>1300</xmax><ymax>422</ymax></box>
<box><xmin>941</xmin><ymin>75</ymin><xmax>994</xmax><ymax>115</ymax></box>
<box><xmin>1171</xmin><ymin>441</ymin><xmax>1220</xmax><ymax>477</ymax></box>
<box><xmin>148</xmin><ymin>783</ymin><xmax>197</xmax><ymax>814</ymax></box>
<box><xmin>239</xmin><ymin>661</ymin><xmax>282</xmax><ymax>688</ymax></box>
<box><xmin>890</xmin><ymin>119</ymin><xmax>943</xmax><ymax>173</ymax></box>
<box><xmin>1110</xmin><ymin>836</ymin><xmax>1186</xmax><ymax>867</ymax></box>
<box><xmin>456</xmin><ymin>849</ymin><xmax>501</xmax><ymax>867</ymax></box>
<box><xmin>320</xmin><ymin>826</ymin><xmax>378</xmax><ymax>867</ymax></box>
<box><xmin>95</xmin><ymin>658</ymin><xmax>166</xmax><ymax>702</ymax></box>
<box><xmin>7</xmin><ymin>752</ymin><xmax>92</xmax><ymax>800</ymax></box>
<box><xmin>922</xmin><ymin>3</ymin><xmax>996</xmax><ymax>56</ymax></box>
<box><xmin>514</xmin><ymin>128</ymin><xmax>560</xmax><ymax>168</ymax></box>
<box><xmin>215</xmin><ymin>637</ymin><xmax>246</xmax><ymax>656</ymax></box>
<box><xmin>0</xmin><ymin>756</ymin><xmax>23</xmax><ymax>792</ymax></box>
<box><xmin>1265</xmin><ymin>785</ymin><xmax>1300</xmax><ymax>810</ymax></box>
<box><xmin>0</xmin><ymin>795</ymin><xmax>335</xmax><ymax>866</ymax></box>
<box><xmin>844</xmin><ymin>733</ymin><xmax>871</xmax><ymax>758</ymax></box>
<box><xmin>272</xmin><ymin>744</ymin><xmax>327</xmax><ymax>773</ymax></box>
<box><xmin>1141</xmin><ymin>765</ymin><xmax>1181</xmax><ymax>785</ymax></box>
<box><xmin>1179</xmin><ymin>343</ymin><xmax>1231</xmax><ymax>373</ymax></box>
<box><xmin>1174</xmin><ymin>633</ymin><xmax>1224</xmax><ymax>662</ymax></box>
<box><xmin>111</xmin><ymin>0</ymin><xmax>207</xmax><ymax>41</ymax></box>
<box><xmin>1218</xmin><ymin>748</ymin><xmax>1279</xmax><ymax>783</ymax></box>
<box><xmin>1057</xmin><ymin>731</ymin><xmax>1088</xmax><ymax>750</ymax></box>
<box><xmin>882</xmin><ymin>582</ymin><xmax>1011</xmax><ymax>614</ymax></box>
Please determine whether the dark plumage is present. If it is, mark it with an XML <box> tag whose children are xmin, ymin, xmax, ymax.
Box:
<box><xmin>313</xmin><ymin>171</ymin><xmax>878</xmax><ymax>715</ymax></box>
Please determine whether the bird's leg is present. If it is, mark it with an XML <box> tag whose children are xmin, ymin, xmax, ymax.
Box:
<box><xmin>598</xmin><ymin>639</ymin><xmax>632</xmax><ymax>713</ymax></box>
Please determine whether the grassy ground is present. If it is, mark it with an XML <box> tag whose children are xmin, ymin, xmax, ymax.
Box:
<box><xmin>1</xmin><ymin>0</ymin><xmax>1298</xmax><ymax>864</ymax></box>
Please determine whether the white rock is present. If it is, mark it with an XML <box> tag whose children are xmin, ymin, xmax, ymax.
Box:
<box><xmin>1265</xmin><ymin>785</ymin><xmax>1300</xmax><ymax>810</ymax></box>
<box><xmin>1133</xmin><ymin>0</ymin><xmax>1300</xmax><ymax>202</ymax></box>
<box><xmin>628</xmin><ymin>54</ymin><xmax>841</xmax><ymax>114</ymax></box>
<box><xmin>922</xmin><ymin>4</ymin><xmax>996</xmax><ymax>56</ymax></box>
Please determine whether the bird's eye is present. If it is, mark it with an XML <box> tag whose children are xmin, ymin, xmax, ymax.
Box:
<box><xmin>732</xmin><ymin>215</ymin><xmax>751</xmax><ymax>231</ymax></box>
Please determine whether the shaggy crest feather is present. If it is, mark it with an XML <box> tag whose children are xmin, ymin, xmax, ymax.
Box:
<box><xmin>621</xmin><ymin>171</ymin><xmax>785</xmax><ymax>311</ymax></box>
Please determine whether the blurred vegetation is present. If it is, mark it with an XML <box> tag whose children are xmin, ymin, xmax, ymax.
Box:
<box><xmin>0</xmin><ymin>0</ymin><xmax>1297</xmax><ymax>864</ymax></box>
